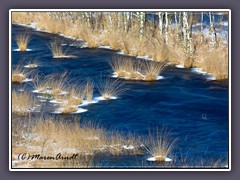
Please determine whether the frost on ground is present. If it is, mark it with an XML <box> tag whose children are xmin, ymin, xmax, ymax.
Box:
<box><xmin>112</xmin><ymin>72</ymin><xmax>164</xmax><ymax>81</ymax></box>
<box><xmin>191</xmin><ymin>68</ymin><xmax>216</xmax><ymax>81</ymax></box>
<box><xmin>13</xmin><ymin>48</ymin><xmax>32</xmax><ymax>51</ymax></box>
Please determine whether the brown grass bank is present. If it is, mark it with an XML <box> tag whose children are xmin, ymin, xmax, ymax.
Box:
<box><xmin>12</xmin><ymin>12</ymin><xmax>228</xmax><ymax>80</ymax></box>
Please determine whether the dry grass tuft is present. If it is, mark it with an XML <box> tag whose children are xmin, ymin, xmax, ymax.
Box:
<box><xmin>12</xmin><ymin>64</ymin><xmax>30</xmax><ymax>83</ymax></box>
<box><xmin>97</xmin><ymin>77</ymin><xmax>127</xmax><ymax>100</ymax></box>
<box><xmin>66</xmin><ymin>85</ymin><xmax>86</xmax><ymax>105</ymax></box>
<box><xmin>48</xmin><ymin>39</ymin><xmax>77</xmax><ymax>58</ymax></box>
<box><xmin>15</xmin><ymin>31</ymin><xmax>31</xmax><ymax>51</ymax></box>
<box><xmin>33</xmin><ymin>72</ymin><xmax>68</xmax><ymax>96</ymax></box>
<box><xmin>145</xmin><ymin>128</ymin><xmax>178</xmax><ymax>162</ymax></box>
<box><xmin>59</xmin><ymin>104</ymin><xmax>78</xmax><ymax>114</ymax></box>
<box><xmin>12</xmin><ymin>91</ymin><xmax>37</xmax><ymax>116</ymax></box>
<box><xmin>85</xmin><ymin>79</ymin><xmax>94</xmax><ymax>102</ymax></box>
<box><xmin>48</xmin><ymin>39</ymin><xmax>65</xmax><ymax>58</ymax></box>
<box><xmin>142</xmin><ymin>61</ymin><xmax>166</xmax><ymax>81</ymax></box>
<box><xmin>25</xmin><ymin>57</ymin><xmax>40</xmax><ymax>68</ymax></box>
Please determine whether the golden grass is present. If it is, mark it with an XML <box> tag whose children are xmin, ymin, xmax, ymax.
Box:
<box><xmin>110</xmin><ymin>56</ymin><xmax>166</xmax><ymax>81</ymax></box>
<box><xmin>85</xmin><ymin>79</ymin><xmax>94</xmax><ymax>102</ymax></box>
<box><xmin>12</xmin><ymin>65</ymin><xmax>29</xmax><ymax>83</ymax></box>
<box><xmin>48</xmin><ymin>39</ymin><xmax>77</xmax><ymax>58</ymax></box>
<box><xmin>12</xmin><ymin>12</ymin><xmax>33</xmax><ymax>25</ymax></box>
<box><xmin>11</xmin><ymin>12</ymin><xmax>229</xmax><ymax>80</ymax></box>
<box><xmin>25</xmin><ymin>57</ymin><xmax>40</xmax><ymax>68</ymax></box>
<box><xmin>145</xmin><ymin>128</ymin><xmax>178</xmax><ymax>162</ymax></box>
<box><xmin>197</xmin><ymin>45</ymin><xmax>228</xmax><ymax>80</ymax></box>
<box><xmin>12</xmin><ymin>91</ymin><xmax>37</xmax><ymax>116</ymax></box>
<box><xmin>67</xmin><ymin>84</ymin><xmax>86</xmax><ymax>105</ymax></box>
<box><xmin>97</xmin><ymin>77</ymin><xmax>126</xmax><ymax>100</ymax></box>
<box><xmin>59</xmin><ymin>104</ymin><xmax>78</xmax><ymax>114</ymax></box>
<box><xmin>15</xmin><ymin>31</ymin><xmax>31</xmax><ymax>51</ymax></box>
<box><xmin>142</xmin><ymin>61</ymin><xmax>166</xmax><ymax>81</ymax></box>
<box><xmin>12</xmin><ymin>116</ymin><xmax>144</xmax><ymax>167</ymax></box>
<box><xmin>33</xmin><ymin>72</ymin><xmax>68</xmax><ymax>96</ymax></box>
<box><xmin>48</xmin><ymin>39</ymin><xmax>66</xmax><ymax>58</ymax></box>
<box><xmin>110</xmin><ymin>57</ymin><xmax>135</xmax><ymax>76</ymax></box>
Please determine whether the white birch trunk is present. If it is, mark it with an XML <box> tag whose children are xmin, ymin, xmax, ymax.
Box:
<box><xmin>165</xmin><ymin>12</ymin><xmax>168</xmax><ymax>45</ymax></box>
<box><xmin>85</xmin><ymin>12</ymin><xmax>91</xmax><ymax>28</ymax></box>
<box><xmin>209</xmin><ymin>12</ymin><xmax>217</xmax><ymax>46</ymax></box>
<box><xmin>183</xmin><ymin>12</ymin><xmax>191</xmax><ymax>55</ymax></box>
<box><xmin>201</xmin><ymin>12</ymin><xmax>204</xmax><ymax>43</ymax></box>
<box><xmin>139</xmin><ymin>12</ymin><xmax>145</xmax><ymax>39</ymax></box>
<box><xmin>117</xmin><ymin>12</ymin><xmax>121</xmax><ymax>29</ymax></box>
<box><xmin>108</xmin><ymin>12</ymin><xmax>112</xmax><ymax>28</ymax></box>
<box><xmin>158</xmin><ymin>12</ymin><xmax>163</xmax><ymax>35</ymax></box>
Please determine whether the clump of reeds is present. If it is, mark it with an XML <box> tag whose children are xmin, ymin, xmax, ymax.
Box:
<box><xmin>59</xmin><ymin>103</ymin><xmax>78</xmax><ymax>114</ymax></box>
<box><xmin>109</xmin><ymin>56</ymin><xmax>144</xmax><ymax>80</ymax></box>
<box><xmin>15</xmin><ymin>31</ymin><xmax>31</xmax><ymax>51</ymax></box>
<box><xmin>110</xmin><ymin>57</ymin><xmax>165</xmax><ymax>81</ymax></box>
<box><xmin>143</xmin><ymin>61</ymin><xmax>166</xmax><ymax>81</ymax></box>
<box><xmin>67</xmin><ymin>84</ymin><xmax>86</xmax><ymax>105</ymax></box>
<box><xmin>12</xmin><ymin>64</ymin><xmax>30</xmax><ymax>83</ymax></box>
<box><xmin>85</xmin><ymin>79</ymin><xmax>94</xmax><ymax>102</ymax></box>
<box><xmin>48</xmin><ymin>39</ymin><xmax>65</xmax><ymax>58</ymax></box>
<box><xmin>145</xmin><ymin>128</ymin><xmax>178</xmax><ymax>162</ymax></box>
<box><xmin>97</xmin><ymin>77</ymin><xmax>126</xmax><ymax>100</ymax></box>
<box><xmin>48</xmin><ymin>39</ymin><xmax>77</xmax><ymax>58</ymax></box>
<box><xmin>33</xmin><ymin>72</ymin><xmax>68</xmax><ymax>96</ymax></box>
<box><xmin>24</xmin><ymin>57</ymin><xmax>40</xmax><ymax>68</ymax></box>
<box><xmin>12</xmin><ymin>91</ymin><xmax>37</xmax><ymax>116</ymax></box>
<box><xmin>109</xmin><ymin>57</ymin><xmax>130</xmax><ymax>78</ymax></box>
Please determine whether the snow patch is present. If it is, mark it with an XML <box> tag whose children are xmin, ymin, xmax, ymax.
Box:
<box><xmin>99</xmin><ymin>45</ymin><xmax>112</xmax><ymax>50</ymax></box>
<box><xmin>122</xmin><ymin>145</ymin><xmax>135</xmax><ymax>150</ymax></box>
<box><xmin>137</xmin><ymin>55</ymin><xmax>154</xmax><ymax>61</ymax></box>
<box><xmin>13</xmin><ymin>48</ymin><xmax>32</xmax><ymax>51</ymax></box>
<box><xmin>22</xmin><ymin>78</ymin><xmax>33</xmax><ymax>82</ymax></box>
<box><xmin>175</xmin><ymin>64</ymin><xmax>184</xmax><ymax>68</ymax></box>
<box><xmin>112</xmin><ymin>72</ymin><xmax>164</xmax><ymax>81</ymax></box>
<box><xmin>53</xmin><ymin>55</ymin><xmax>78</xmax><ymax>59</ymax></box>
<box><xmin>191</xmin><ymin>68</ymin><xmax>216</xmax><ymax>81</ymax></box>
<box><xmin>156</xmin><ymin>76</ymin><xmax>164</xmax><ymax>80</ymax></box>
<box><xmin>33</xmin><ymin>89</ymin><xmax>68</xmax><ymax>95</ymax></box>
<box><xmin>51</xmin><ymin>107</ymin><xmax>88</xmax><ymax>114</ymax></box>
<box><xmin>24</xmin><ymin>64</ymin><xmax>38</xmax><ymax>68</ymax></box>
<box><xmin>79</xmin><ymin>99</ymin><xmax>99</xmax><ymax>106</ymax></box>
<box><xmin>116</xmin><ymin>50</ymin><xmax>124</xmax><ymax>55</ymax></box>
<box><xmin>147</xmin><ymin>156</ymin><xmax>172</xmax><ymax>162</ymax></box>
<box><xmin>49</xmin><ymin>99</ymin><xmax>67</xmax><ymax>104</ymax></box>
<box><xmin>18</xmin><ymin>88</ymin><xmax>24</xmax><ymax>92</ymax></box>
<box><xmin>94</xmin><ymin>96</ymin><xmax>118</xmax><ymax>101</ymax></box>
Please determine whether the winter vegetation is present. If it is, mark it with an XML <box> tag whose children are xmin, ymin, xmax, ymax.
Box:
<box><xmin>146</xmin><ymin>128</ymin><xmax>178</xmax><ymax>162</ymax></box>
<box><xmin>110</xmin><ymin>56</ymin><xmax>166</xmax><ymax>81</ymax></box>
<box><xmin>12</xmin><ymin>116</ymin><xmax>145</xmax><ymax>168</ymax></box>
<box><xmin>12</xmin><ymin>11</ymin><xmax>229</xmax><ymax>79</ymax></box>
<box><xmin>12</xmin><ymin>91</ymin><xmax>38</xmax><ymax>116</ymax></box>
<box><xmin>12</xmin><ymin>64</ymin><xmax>32</xmax><ymax>83</ymax></box>
<box><xmin>97</xmin><ymin>77</ymin><xmax>127</xmax><ymax>100</ymax></box>
<box><xmin>49</xmin><ymin>38</ymin><xmax>78</xmax><ymax>58</ymax></box>
<box><xmin>11</xmin><ymin>11</ymin><xmax>229</xmax><ymax>169</ymax></box>
<box><xmin>15</xmin><ymin>31</ymin><xmax>31</xmax><ymax>51</ymax></box>
<box><xmin>24</xmin><ymin>57</ymin><xmax>39</xmax><ymax>68</ymax></box>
